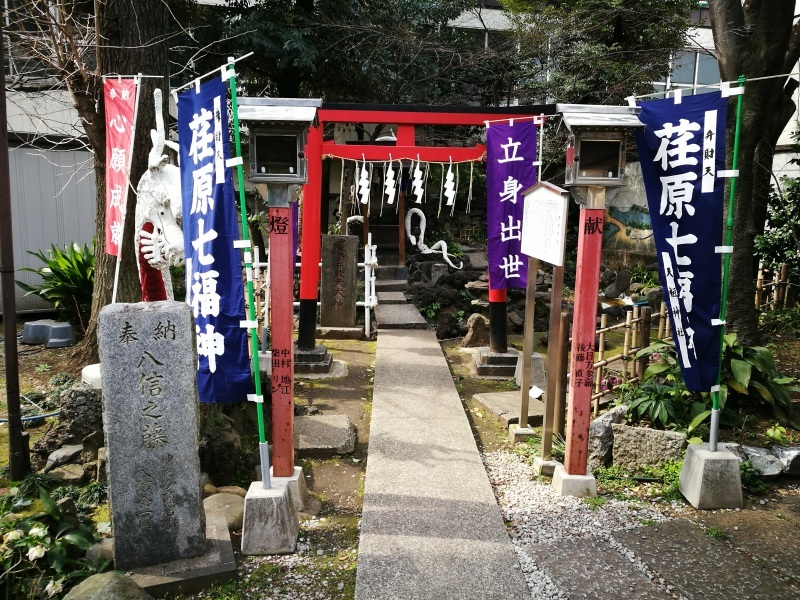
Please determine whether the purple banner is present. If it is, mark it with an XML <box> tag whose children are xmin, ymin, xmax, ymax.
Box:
<box><xmin>486</xmin><ymin>121</ymin><xmax>538</xmax><ymax>289</ymax></box>
<box><xmin>635</xmin><ymin>92</ymin><xmax>727</xmax><ymax>392</ymax></box>
<box><xmin>178</xmin><ymin>77</ymin><xmax>253</xmax><ymax>403</ymax></box>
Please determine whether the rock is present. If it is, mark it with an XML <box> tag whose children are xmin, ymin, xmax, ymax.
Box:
<box><xmin>462</xmin><ymin>313</ymin><xmax>490</xmax><ymax>348</ymax></box>
<box><xmin>604</xmin><ymin>269</ymin><xmax>631</xmax><ymax>299</ymax></box>
<box><xmin>587</xmin><ymin>405</ymin><xmax>629</xmax><ymax>471</ymax></box>
<box><xmin>57</xmin><ymin>497</ymin><xmax>80</xmax><ymax>527</ymax></box>
<box><xmin>204</xmin><ymin>492</ymin><xmax>245</xmax><ymax>531</ymax></box>
<box><xmin>599</xmin><ymin>269</ymin><xmax>617</xmax><ymax>290</ymax></box>
<box><xmin>611</xmin><ymin>424</ymin><xmax>686</xmax><ymax>470</ymax></box>
<box><xmin>44</xmin><ymin>444</ymin><xmax>83</xmax><ymax>473</ymax></box>
<box><xmin>738</xmin><ymin>445</ymin><xmax>783</xmax><ymax>478</ymax></box>
<box><xmin>471</xmin><ymin>299</ymin><xmax>489</xmax><ymax>309</ymax></box>
<box><xmin>49</xmin><ymin>464</ymin><xmax>86</xmax><ymax>485</ymax></box>
<box><xmin>645</xmin><ymin>286</ymin><xmax>664</xmax><ymax>310</ymax></box>
<box><xmin>435</xmin><ymin>309</ymin><xmax>463</xmax><ymax>339</ymax></box>
<box><xmin>298</xmin><ymin>495</ymin><xmax>323</xmax><ymax>518</ymax></box>
<box><xmin>203</xmin><ymin>484</ymin><xmax>218</xmax><ymax>497</ymax></box>
<box><xmin>507</xmin><ymin>310</ymin><xmax>524</xmax><ymax>332</ymax></box>
<box><xmin>63</xmin><ymin>572</ymin><xmax>153</xmax><ymax>600</ymax></box>
<box><xmin>216</xmin><ymin>485</ymin><xmax>247</xmax><ymax>498</ymax></box>
<box><xmin>96</xmin><ymin>448</ymin><xmax>106</xmax><ymax>482</ymax></box>
<box><xmin>32</xmin><ymin>383</ymin><xmax>103</xmax><ymax>466</ymax></box>
<box><xmin>431</xmin><ymin>263</ymin><xmax>450</xmax><ymax>285</ymax></box>
<box><xmin>82</xmin><ymin>430</ymin><xmax>105</xmax><ymax>463</ymax></box>
<box><xmin>629</xmin><ymin>282</ymin><xmax>645</xmax><ymax>293</ymax></box>
<box><xmin>602</xmin><ymin>304</ymin><xmax>624</xmax><ymax>318</ymax></box>
<box><xmin>465</xmin><ymin>280</ymin><xmax>489</xmax><ymax>291</ymax></box>
<box><xmin>773</xmin><ymin>445</ymin><xmax>800</xmax><ymax>475</ymax></box>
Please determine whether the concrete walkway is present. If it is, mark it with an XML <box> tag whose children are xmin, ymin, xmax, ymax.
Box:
<box><xmin>355</xmin><ymin>328</ymin><xmax>530</xmax><ymax>600</ymax></box>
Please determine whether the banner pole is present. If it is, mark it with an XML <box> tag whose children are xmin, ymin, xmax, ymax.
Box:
<box><xmin>225</xmin><ymin>59</ymin><xmax>270</xmax><ymax>487</ymax></box>
<box><xmin>111</xmin><ymin>75</ymin><xmax>142</xmax><ymax>304</ymax></box>
<box><xmin>710</xmin><ymin>75</ymin><xmax>745</xmax><ymax>452</ymax></box>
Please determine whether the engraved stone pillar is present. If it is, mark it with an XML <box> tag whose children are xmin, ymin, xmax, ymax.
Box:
<box><xmin>319</xmin><ymin>235</ymin><xmax>358</xmax><ymax>327</ymax></box>
<box><xmin>99</xmin><ymin>302</ymin><xmax>206</xmax><ymax>570</ymax></box>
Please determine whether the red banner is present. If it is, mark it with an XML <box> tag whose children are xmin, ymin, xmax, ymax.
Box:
<box><xmin>104</xmin><ymin>79</ymin><xmax>138</xmax><ymax>256</ymax></box>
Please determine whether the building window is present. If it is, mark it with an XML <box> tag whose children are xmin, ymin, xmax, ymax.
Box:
<box><xmin>653</xmin><ymin>50</ymin><xmax>720</xmax><ymax>98</ymax></box>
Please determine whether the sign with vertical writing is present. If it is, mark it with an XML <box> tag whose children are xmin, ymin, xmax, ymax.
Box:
<box><xmin>178</xmin><ymin>76</ymin><xmax>252</xmax><ymax>403</ymax></box>
<box><xmin>486</xmin><ymin>121</ymin><xmax>538</xmax><ymax>288</ymax></box>
<box><xmin>520</xmin><ymin>182</ymin><xmax>569</xmax><ymax>266</ymax></box>
<box><xmin>98</xmin><ymin>302</ymin><xmax>206</xmax><ymax>570</ymax></box>
<box><xmin>636</xmin><ymin>92</ymin><xmax>727</xmax><ymax>391</ymax></box>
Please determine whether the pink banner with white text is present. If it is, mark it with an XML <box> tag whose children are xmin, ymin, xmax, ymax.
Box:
<box><xmin>104</xmin><ymin>78</ymin><xmax>138</xmax><ymax>256</ymax></box>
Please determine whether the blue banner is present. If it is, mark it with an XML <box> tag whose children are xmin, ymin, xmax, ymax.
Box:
<box><xmin>486</xmin><ymin>121</ymin><xmax>538</xmax><ymax>289</ymax></box>
<box><xmin>179</xmin><ymin>77</ymin><xmax>252</xmax><ymax>403</ymax></box>
<box><xmin>636</xmin><ymin>92</ymin><xmax>727</xmax><ymax>392</ymax></box>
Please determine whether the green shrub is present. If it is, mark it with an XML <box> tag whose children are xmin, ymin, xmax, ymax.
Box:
<box><xmin>0</xmin><ymin>487</ymin><xmax>108</xmax><ymax>598</ymax></box>
<box><xmin>17</xmin><ymin>242</ymin><xmax>95</xmax><ymax>335</ymax></box>
<box><xmin>758</xmin><ymin>307</ymin><xmax>800</xmax><ymax>336</ymax></box>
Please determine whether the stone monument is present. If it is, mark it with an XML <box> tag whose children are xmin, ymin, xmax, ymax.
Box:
<box><xmin>319</xmin><ymin>235</ymin><xmax>358</xmax><ymax>327</ymax></box>
<box><xmin>98</xmin><ymin>302</ymin><xmax>205</xmax><ymax>570</ymax></box>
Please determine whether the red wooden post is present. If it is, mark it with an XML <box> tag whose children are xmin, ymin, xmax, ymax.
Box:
<box><xmin>297</xmin><ymin>124</ymin><xmax>324</xmax><ymax>351</ymax></box>
<box><xmin>269</xmin><ymin>205</ymin><xmax>296</xmax><ymax>477</ymax></box>
<box><xmin>564</xmin><ymin>205</ymin><xmax>604</xmax><ymax>475</ymax></box>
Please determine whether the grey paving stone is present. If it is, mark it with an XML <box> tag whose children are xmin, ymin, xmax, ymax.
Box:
<box><xmin>294</xmin><ymin>414</ymin><xmax>355</xmax><ymax>454</ymax></box>
<box><xmin>523</xmin><ymin>537</ymin><xmax>672</xmax><ymax>599</ymax></box>
<box><xmin>374</xmin><ymin>303</ymin><xmax>427</xmax><ymax>329</ymax></box>
<box><xmin>613</xmin><ymin>519</ymin><xmax>799</xmax><ymax>600</ymax></box>
<box><xmin>356</xmin><ymin>329</ymin><xmax>529</xmax><ymax>600</ymax></box>
<box><xmin>690</xmin><ymin>508</ymin><xmax>800</xmax><ymax>585</ymax></box>
<box><xmin>377</xmin><ymin>291</ymin><xmax>408</xmax><ymax>304</ymax></box>
<box><xmin>473</xmin><ymin>391</ymin><xmax>546</xmax><ymax>427</ymax></box>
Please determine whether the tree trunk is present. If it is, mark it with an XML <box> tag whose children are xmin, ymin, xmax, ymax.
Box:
<box><xmin>71</xmin><ymin>0</ymin><xmax>170</xmax><ymax>364</ymax></box>
<box><xmin>710</xmin><ymin>0</ymin><xmax>800</xmax><ymax>345</ymax></box>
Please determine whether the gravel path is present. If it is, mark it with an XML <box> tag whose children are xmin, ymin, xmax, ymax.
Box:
<box><xmin>483</xmin><ymin>450</ymin><xmax>676</xmax><ymax>600</ymax></box>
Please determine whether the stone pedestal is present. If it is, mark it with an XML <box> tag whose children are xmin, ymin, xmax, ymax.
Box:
<box><xmin>533</xmin><ymin>457</ymin><xmax>559</xmax><ymax>478</ymax></box>
<box><xmin>471</xmin><ymin>346</ymin><xmax>519</xmax><ymax>378</ymax></box>
<box><xmin>508</xmin><ymin>424</ymin><xmax>538</xmax><ymax>443</ymax></box>
<box><xmin>241</xmin><ymin>481</ymin><xmax>299</xmax><ymax>555</ymax></box>
<box><xmin>514</xmin><ymin>352</ymin><xmax>546</xmax><ymax>389</ymax></box>
<box><xmin>680</xmin><ymin>443</ymin><xmax>743</xmax><ymax>509</ymax></box>
<box><xmin>552</xmin><ymin>463</ymin><xmax>597</xmax><ymax>498</ymax></box>
<box><xmin>270</xmin><ymin>466</ymin><xmax>309</xmax><ymax>511</ymax></box>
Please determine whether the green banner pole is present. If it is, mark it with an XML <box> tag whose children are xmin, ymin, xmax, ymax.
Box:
<box><xmin>710</xmin><ymin>75</ymin><xmax>745</xmax><ymax>451</ymax></box>
<box><xmin>225</xmin><ymin>59</ymin><xmax>270</xmax><ymax>485</ymax></box>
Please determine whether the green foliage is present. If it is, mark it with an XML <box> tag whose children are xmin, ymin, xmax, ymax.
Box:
<box><xmin>739</xmin><ymin>460</ymin><xmax>769</xmax><ymax>495</ymax></box>
<box><xmin>755</xmin><ymin>176</ymin><xmax>800</xmax><ymax>271</ymax></box>
<box><xmin>720</xmin><ymin>332</ymin><xmax>799</xmax><ymax>421</ymax></box>
<box><xmin>638</xmin><ymin>461</ymin><xmax>683</xmax><ymax>502</ymax></box>
<box><xmin>0</xmin><ymin>487</ymin><xmax>108</xmax><ymax>598</ymax></box>
<box><xmin>704</xmin><ymin>526</ymin><xmax>727</xmax><ymax>541</ymax></box>
<box><xmin>594</xmin><ymin>461</ymin><xmax>683</xmax><ymax>502</ymax></box>
<box><xmin>625</xmin><ymin>335</ymin><xmax>799</xmax><ymax>430</ymax></box>
<box><xmin>422</xmin><ymin>302</ymin><xmax>442</xmax><ymax>319</ymax></box>
<box><xmin>620</xmin><ymin>342</ymin><xmax>709</xmax><ymax>432</ymax></box>
<box><xmin>17</xmin><ymin>242</ymin><xmax>95</xmax><ymax>335</ymax></box>
<box><xmin>759</xmin><ymin>307</ymin><xmax>800</xmax><ymax>336</ymax></box>
<box><xmin>629</xmin><ymin>265</ymin><xmax>659</xmax><ymax>288</ymax></box>
<box><xmin>765</xmin><ymin>423</ymin><xmax>788</xmax><ymax>444</ymax></box>
<box><xmin>581</xmin><ymin>496</ymin><xmax>606</xmax><ymax>509</ymax></box>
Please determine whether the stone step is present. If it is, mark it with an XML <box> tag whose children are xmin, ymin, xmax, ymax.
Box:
<box><xmin>373</xmin><ymin>303</ymin><xmax>427</xmax><ymax>329</ymax></box>
<box><xmin>471</xmin><ymin>360</ymin><xmax>517</xmax><ymax>377</ymax></box>
<box><xmin>294</xmin><ymin>414</ymin><xmax>355</xmax><ymax>455</ymax></box>
<box><xmin>375</xmin><ymin>279</ymin><xmax>408</xmax><ymax>293</ymax></box>
<box><xmin>377</xmin><ymin>291</ymin><xmax>408</xmax><ymax>305</ymax></box>
<box><xmin>374</xmin><ymin>265</ymin><xmax>409</xmax><ymax>280</ymax></box>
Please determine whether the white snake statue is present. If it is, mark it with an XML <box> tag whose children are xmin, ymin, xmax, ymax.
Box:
<box><xmin>404</xmin><ymin>208</ymin><xmax>462</xmax><ymax>270</ymax></box>
<box><xmin>135</xmin><ymin>88</ymin><xmax>184</xmax><ymax>300</ymax></box>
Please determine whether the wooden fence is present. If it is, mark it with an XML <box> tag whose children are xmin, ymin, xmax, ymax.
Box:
<box><xmin>755</xmin><ymin>262</ymin><xmax>793</xmax><ymax>311</ymax></box>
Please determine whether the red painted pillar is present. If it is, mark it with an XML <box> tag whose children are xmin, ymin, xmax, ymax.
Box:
<box><xmin>297</xmin><ymin>123</ymin><xmax>324</xmax><ymax>350</ymax></box>
<box><xmin>564</xmin><ymin>206</ymin><xmax>604</xmax><ymax>475</ymax></box>
<box><xmin>269</xmin><ymin>205</ymin><xmax>295</xmax><ymax>477</ymax></box>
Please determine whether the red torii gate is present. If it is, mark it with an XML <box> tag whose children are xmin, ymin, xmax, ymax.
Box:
<box><xmin>297</xmin><ymin>103</ymin><xmax>556</xmax><ymax>352</ymax></box>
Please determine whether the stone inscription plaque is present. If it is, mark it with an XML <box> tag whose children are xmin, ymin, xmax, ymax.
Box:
<box><xmin>99</xmin><ymin>302</ymin><xmax>205</xmax><ymax>570</ymax></box>
<box><xmin>320</xmin><ymin>235</ymin><xmax>358</xmax><ymax>327</ymax></box>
